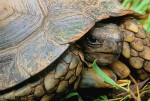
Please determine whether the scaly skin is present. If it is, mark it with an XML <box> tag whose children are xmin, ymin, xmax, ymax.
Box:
<box><xmin>111</xmin><ymin>17</ymin><xmax>150</xmax><ymax>80</ymax></box>
<box><xmin>0</xmin><ymin>46</ymin><xmax>83</xmax><ymax>101</ymax></box>
<box><xmin>1</xmin><ymin>17</ymin><xmax>149</xmax><ymax>101</ymax></box>
<box><xmin>1</xmin><ymin>0</ymin><xmax>149</xmax><ymax>101</ymax></box>
<box><xmin>0</xmin><ymin>45</ymin><xmax>118</xmax><ymax>101</ymax></box>
<box><xmin>1</xmin><ymin>18</ymin><xmax>149</xmax><ymax>101</ymax></box>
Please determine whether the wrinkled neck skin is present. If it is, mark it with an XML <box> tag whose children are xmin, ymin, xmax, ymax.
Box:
<box><xmin>78</xmin><ymin>22</ymin><xmax>123</xmax><ymax>66</ymax></box>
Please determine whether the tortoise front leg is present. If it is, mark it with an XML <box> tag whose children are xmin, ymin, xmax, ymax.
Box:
<box><xmin>0</xmin><ymin>46</ymin><xmax>83</xmax><ymax>101</ymax></box>
<box><xmin>79</xmin><ymin>67</ymin><xmax>117</xmax><ymax>88</ymax></box>
<box><xmin>119</xmin><ymin>18</ymin><xmax>150</xmax><ymax>80</ymax></box>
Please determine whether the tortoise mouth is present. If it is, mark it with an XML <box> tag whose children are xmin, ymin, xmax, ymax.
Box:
<box><xmin>84</xmin><ymin>51</ymin><xmax>120</xmax><ymax>66</ymax></box>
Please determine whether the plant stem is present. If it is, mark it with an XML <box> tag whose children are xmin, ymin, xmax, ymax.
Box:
<box><xmin>129</xmin><ymin>74</ymin><xmax>141</xmax><ymax>101</ymax></box>
<box><xmin>115</xmin><ymin>85</ymin><xmax>137</xmax><ymax>100</ymax></box>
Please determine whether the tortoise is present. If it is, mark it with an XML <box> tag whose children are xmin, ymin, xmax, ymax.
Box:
<box><xmin>0</xmin><ymin>0</ymin><xmax>150</xmax><ymax>100</ymax></box>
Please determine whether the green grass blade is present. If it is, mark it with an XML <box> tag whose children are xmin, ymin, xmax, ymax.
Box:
<box><xmin>99</xmin><ymin>95</ymin><xmax>108</xmax><ymax>100</ymax></box>
<box><xmin>136</xmin><ymin>0</ymin><xmax>150</xmax><ymax>10</ymax></box>
<box><xmin>122</xmin><ymin>0</ymin><xmax>132</xmax><ymax>7</ymax></box>
<box><xmin>144</xmin><ymin>15</ymin><xmax>150</xmax><ymax>32</ymax></box>
<box><xmin>121</xmin><ymin>0</ymin><xmax>150</xmax><ymax>33</ymax></box>
<box><xmin>65</xmin><ymin>92</ymin><xmax>83</xmax><ymax>101</ymax></box>
<box><xmin>94</xmin><ymin>95</ymin><xmax>108</xmax><ymax>101</ymax></box>
<box><xmin>130</xmin><ymin>0</ymin><xmax>140</xmax><ymax>9</ymax></box>
<box><xmin>92</xmin><ymin>60</ymin><xmax>117</xmax><ymax>86</ymax></box>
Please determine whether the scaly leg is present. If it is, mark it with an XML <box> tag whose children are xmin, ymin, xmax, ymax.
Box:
<box><xmin>0</xmin><ymin>46</ymin><xmax>83</xmax><ymax>101</ymax></box>
<box><xmin>111</xmin><ymin>18</ymin><xmax>150</xmax><ymax>80</ymax></box>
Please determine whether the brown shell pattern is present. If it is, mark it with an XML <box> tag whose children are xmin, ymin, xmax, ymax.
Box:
<box><xmin>0</xmin><ymin>0</ymin><xmax>134</xmax><ymax>90</ymax></box>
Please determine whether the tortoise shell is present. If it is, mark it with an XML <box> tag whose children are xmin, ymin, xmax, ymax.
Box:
<box><xmin>0</xmin><ymin>0</ymin><xmax>134</xmax><ymax>90</ymax></box>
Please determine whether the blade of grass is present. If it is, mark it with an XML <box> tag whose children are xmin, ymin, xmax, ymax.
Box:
<box><xmin>92</xmin><ymin>60</ymin><xmax>128</xmax><ymax>91</ymax></box>
<box><xmin>92</xmin><ymin>60</ymin><xmax>117</xmax><ymax>86</ymax></box>
<box><xmin>121</xmin><ymin>0</ymin><xmax>150</xmax><ymax>33</ymax></box>
<box><xmin>120</xmin><ymin>95</ymin><xmax>131</xmax><ymax>101</ymax></box>
<box><xmin>92</xmin><ymin>60</ymin><xmax>130</xmax><ymax>91</ymax></box>
<box><xmin>99</xmin><ymin>95</ymin><xmax>108</xmax><ymax>100</ymax></box>
<box><xmin>65</xmin><ymin>92</ymin><xmax>83</xmax><ymax>101</ymax></box>
<box><xmin>117</xmin><ymin>80</ymin><xmax>131</xmax><ymax>88</ymax></box>
<box><xmin>122</xmin><ymin>0</ymin><xmax>132</xmax><ymax>7</ymax></box>
<box><xmin>129</xmin><ymin>74</ymin><xmax>141</xmax><ymax>101</ymax></box>
<box><xmin>130</xmin><ymin>0</ymin><xmax>140</xmax><ymax>9</ymax></box>
<box><xmin>92</xmin><ymin>60</ymin><xmax>137</xmax><ymax>100</ymax></box>
<box><xmin>94</xmin><ymin>95</ymin><xmax>108</xmax><ymax>101</ymax></box>
<box><xmin>135</xmin><ymin>0</ymin><xmax>150</xmax><ymax>12</ymax></box>
<box><xmin>144</xmin><ymin>15</ymin><xmax>150</xmax><ymax>32</ymax></box>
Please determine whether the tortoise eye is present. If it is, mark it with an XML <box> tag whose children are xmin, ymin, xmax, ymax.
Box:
<box><xmin>87</xmin><ymin>35</ymin><xmax>97</xmax><ymax>43</ymax></box>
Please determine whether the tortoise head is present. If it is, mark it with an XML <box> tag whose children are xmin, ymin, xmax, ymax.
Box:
<box><xmin>82</xmin><ymin>23</ymin><xmax>123</xmax><ymax>66</ymax></box>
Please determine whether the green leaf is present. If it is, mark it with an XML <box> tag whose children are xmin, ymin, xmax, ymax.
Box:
<box><xmin>135</xmin><ymin>0</ymin><xmax>150</xmax><ymax>11</ymax></box>
<box><xmin>130</xmin><ymin>0</ymin><xmax>140</xmax><ymax>9</ymax></box>
<box><xmin>65</xmin><ymin>92</ymin><xmax>83</xmax><ymax>101</ymax></box>
<box><xmin>144</xmin><ymin>16</ymin><xmax>150</xmax><ymax>32</ymax></box>
<box><xmin>122</xmin><ymin>0</ymin><xmax>132</xmax><ymax>7</ymax></box>
<box><xmin>94</xmin><ymin>95</ymin><xmax>108</xmax><ymax>101</ymax></box>
<box><xmin>100</xmin><ymin>95</ymin><xmax>108</xmax><ymax>100</ymax></box>
<box><xmin>121</xmin><ymin>0</ymin><xmax>150</xmax><ymax>33</ymax></box>
<box><xmin>92</xmin><ymin>60</ymin><xmax>117</xmax><ymax>86</ymax></box>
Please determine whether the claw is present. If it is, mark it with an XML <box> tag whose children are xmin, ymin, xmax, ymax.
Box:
<box><xmin>110</xmin><ymin>60</ymin><xmax>130</xmax><ymax>78</ymax></box>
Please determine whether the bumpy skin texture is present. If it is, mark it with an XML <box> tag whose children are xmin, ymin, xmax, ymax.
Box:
<box><xmin>82</xmin><ymin>23</ymin><xmax>123</xmax><ymax>66</ymax></box>
<box><xmin>0</xmin><ymin>0</ymin><xmax>134</xmax><ymax>90</ymax></box>
<box><xmin>1</xmin><ymin>0</ymin><xmax>149</xmax><ymax>100</ymax></box>
<box><xmin>0</xmin><ymin>0</ymin><xmax>133</xmax><ymax>96</ymax></box>
<box><xmin>120</xmin><ymin>18</ymin><xmax>150</xmax><ymax>80</ymax></box>
<box><xmin>0</xmin><ymin>46</ymin><xmax>83</xmax><ymax>101</ymax></box>
<box><xmin>107</xmin><ymin>17</ymin><xmax>150</xmax><ymax>80</ymax></box>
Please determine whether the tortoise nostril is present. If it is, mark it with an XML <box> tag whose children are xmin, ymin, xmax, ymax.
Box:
<box><xmin>105</xmin><ymin>40</ymin><xmax>116</xmax><ymax>49</ymax></box>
